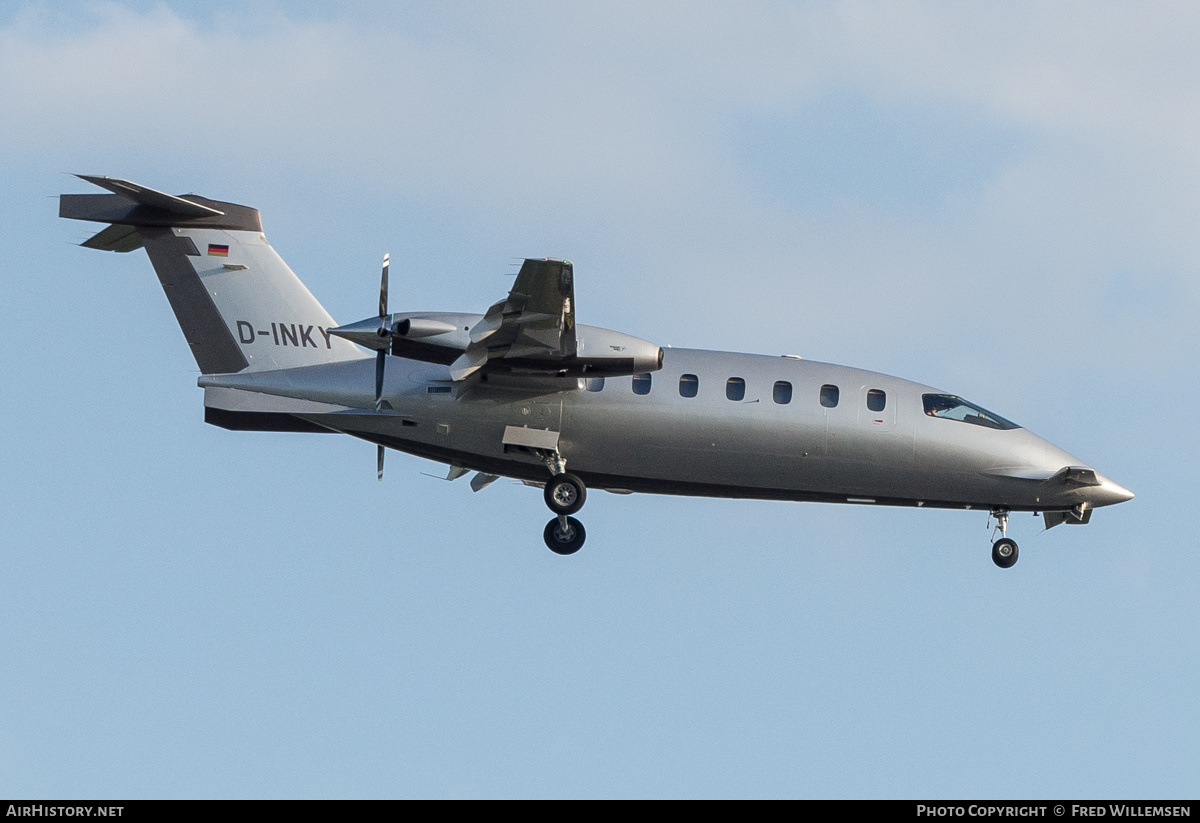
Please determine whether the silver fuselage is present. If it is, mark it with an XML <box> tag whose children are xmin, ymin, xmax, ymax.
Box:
<box><xmin>205</xmin><ymin>342</ymin><xmax>1131</xmax><ymax>513</ymax></box>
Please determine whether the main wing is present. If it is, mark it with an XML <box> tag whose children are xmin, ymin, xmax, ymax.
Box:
<box><xmin>450</xmin><ymin>257</ymin><xmax>577</xmax><ymax>379</ymax></box>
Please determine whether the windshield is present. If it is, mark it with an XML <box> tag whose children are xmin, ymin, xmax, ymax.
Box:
<box><xmin>922</xmin><ymin>394</ymin><xmax>1020</xmax><ymax>430</ymax></box>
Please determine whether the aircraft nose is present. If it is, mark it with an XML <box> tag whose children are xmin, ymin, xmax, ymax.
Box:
<box><xmin>1088</xmin><ymin>474</ymin><xmax>1135</xmax><ymax>507</ymax></box>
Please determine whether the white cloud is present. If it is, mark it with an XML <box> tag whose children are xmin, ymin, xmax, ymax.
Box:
<box><xmin>9</xmin><ymin>2</ymin><xmax>1200</xmax><ymax>198</ymax></box>
<box><xmin>6</xmin><ymin>1</ymin><xmax>1198</xmax><ymax>378</ymax></box>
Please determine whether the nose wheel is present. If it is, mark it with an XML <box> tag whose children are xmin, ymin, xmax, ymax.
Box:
<box><xmin>989</xmin><ymin>509</ymin><xmax>1018</xmax><ymax>568</ymax></box>
<box><xmin>992</xmin><ymin>537</ymin><xmax>1018</xmax><ymax>568</ymax></box>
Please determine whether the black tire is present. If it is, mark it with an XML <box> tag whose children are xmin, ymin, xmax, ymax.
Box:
<box><xmin>544</xmin><ymin>516</ymin><xmax>586</xmax><ymax>555</ymax></box>
<box><xmin>544</xmin><ymin>472</ymin><xmax>587</xmax><ymax>515</ymax></box>
<box><xmin>992</xmin><ymin>538</ymin><xmax>1019</xmax><ymax>569</ymax></box>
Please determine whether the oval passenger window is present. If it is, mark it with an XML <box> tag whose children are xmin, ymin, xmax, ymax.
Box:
<box><xmin>726</xmin><ymin>377</ymin><xmax>746</xmax><ymax>401</ymax></box>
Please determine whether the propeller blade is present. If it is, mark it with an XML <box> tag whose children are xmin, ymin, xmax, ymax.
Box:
<box><xmin>375</xmin><ymin>252</ymin><xmax>391</xmax><ymax>412</ymax></box>
<box><xmin>379</xmin><ymin>253</ymin><xmax>390</xmax><ymax>319</ymax></box>
<box><xmin>375</xmin><ymin>349</ymin><xmax>386</xmax><ymax>410</ymax></box>
<box><xmin>375</xmin><ymin>252</ymin><xmax>391</xmax><ymax>479</ymax></box>
<box><xmin>369</xmin><ymin>254</ymin><xmax>393</xmax><ymax>479</ymax></box>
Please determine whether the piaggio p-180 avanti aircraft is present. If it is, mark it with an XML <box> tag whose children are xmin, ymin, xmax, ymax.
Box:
<box><xmin>61</xmin><ymin>176</ymin><xmax>1133</xmax><ymax>567</ymax></box>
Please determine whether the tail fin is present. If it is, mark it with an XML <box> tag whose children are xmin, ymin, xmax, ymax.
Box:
<box><xmin>61</xmin><ymin>175</ymin><xmax>365</xmax><ymax>374</ymax></box>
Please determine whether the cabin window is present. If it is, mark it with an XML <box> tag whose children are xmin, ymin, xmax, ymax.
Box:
<box><xmin>820</xmin><ymin>384</ymin><xmax>839</xmax><ymax>408</ymax></box>
<box><xmin>679</xmin><ymin>374</ymin><xmax>699</xmax><ymax>398</ymax></box>
<box><xmin>922</xmin><ymin>394</ymin><xmax>1021</xmax><ymax>430</ymax></box>
<box><xmin>773</xmin><ymin>381</ymin><xmax>792</xmax><ymax>404</ymax></box>
<box><xmin>726</xmin><ymin>377</ymin><xmax>746</xmax><ymax>401</ymax></box>
<box><xmin>632</xmin><ymin>373</ymin><xmax>652</xmax><ymax>395</ymax></box>
<box><xmin>867</xmin><ymin>389</ymin><xmax>886</xmax><ymax>412</ymax></box>
<box><xmin>585</xmin><ymin>377</ymin><xmax>605</xmax><ymax>392</ymax></box>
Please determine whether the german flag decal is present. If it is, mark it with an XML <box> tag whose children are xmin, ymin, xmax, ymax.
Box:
<box><xmin>207</xmin><ymin>244</ymin><xmax>229</xmax><ymax>257</ymax></box>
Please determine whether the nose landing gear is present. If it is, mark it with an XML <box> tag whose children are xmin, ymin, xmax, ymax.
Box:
<box><xmin>992</xmin><ymin>537</ymin><xmax>1018</xmax><ymax>568</ymax></box>
<box><xmin>990</xmin><ymin>509</ymin><xmax>1018</xmax><ymax>568</ymax></box>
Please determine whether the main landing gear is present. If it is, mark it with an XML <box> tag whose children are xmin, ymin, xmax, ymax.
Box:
<box><xmin>544</xmin><ymin>514</ymin><xmax>586</xmax><ymax>555</ymax></box>
<box><xmin>542</xmin><ymin>468</ymin><xmax>588</xmax><ymax>555</ymax></box>
<box><xmin>990</xmin><ymin>509</ymin><xmax>1018</xmax><ymax>569</ymax></box>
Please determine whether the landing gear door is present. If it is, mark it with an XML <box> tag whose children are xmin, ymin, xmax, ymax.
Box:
<box><xmin>500</xmin><ymin>397</ymin><xmax>565</xmax><ymax>468</ymax></box>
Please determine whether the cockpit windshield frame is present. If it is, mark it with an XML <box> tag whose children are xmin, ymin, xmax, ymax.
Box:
<box><xmin>921</xmin><ymin>394</ymin><xmax>1021</xmax><ymax>430</ymax></box>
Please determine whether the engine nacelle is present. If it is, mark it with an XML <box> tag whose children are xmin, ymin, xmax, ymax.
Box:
<box><xmin>572</xmin><ymin>326</ymin><xmax>664</xmax><ymax>377</ymax></box>
<box><xmin>394</xmin><ymin>317</ymin><xmax>460</xmax><ymax>339</ymax></box>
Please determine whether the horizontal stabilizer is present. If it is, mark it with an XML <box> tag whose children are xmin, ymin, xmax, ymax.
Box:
<box><xmin>74</xmin><ymin>175</ymin><xmax>225</xmax><ymax>217</ymax></box>
<box><xmin>61</xmin><ymin>175</ymin><xmax>262</xmax><ymax>234</ymax></box>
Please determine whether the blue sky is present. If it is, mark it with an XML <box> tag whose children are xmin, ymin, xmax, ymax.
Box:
<box><xmin>2</xmin><ymin>1</ymin><xmax>1197</xmax><ymax>798</ymax></box>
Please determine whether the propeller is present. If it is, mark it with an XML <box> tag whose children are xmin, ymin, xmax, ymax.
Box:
<box><xmin>375</xmin><ymin>253</ymin><xmax>390</xmax><ymax>481</ymax></box>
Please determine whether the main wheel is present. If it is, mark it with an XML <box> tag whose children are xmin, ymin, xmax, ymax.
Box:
<box><xmin>992</xmin><ymin>538</ymin><xmax>1019</xmax><ymax>569</ymax></box>
<box><xmin>544</xmin><ymin>516</ymin><xmax>586</xmax><ymax>555</ymax></box>
<box><xmin>544</xmin><ymin>472</ymin><xmax>587</xmax><ymax>515</ymax></box>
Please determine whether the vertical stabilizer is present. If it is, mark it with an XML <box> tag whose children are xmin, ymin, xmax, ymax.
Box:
<box><xmin>61</xmin><ymin>176</ymin><xmax>366</xmax><ymax>374</ymax></box>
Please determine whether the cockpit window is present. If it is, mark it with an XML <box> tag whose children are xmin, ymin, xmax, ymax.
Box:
<box><xmin>922</xmin><ymin>394</ymin><xmax>1020</xmax><ymax>430</ymax></box>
